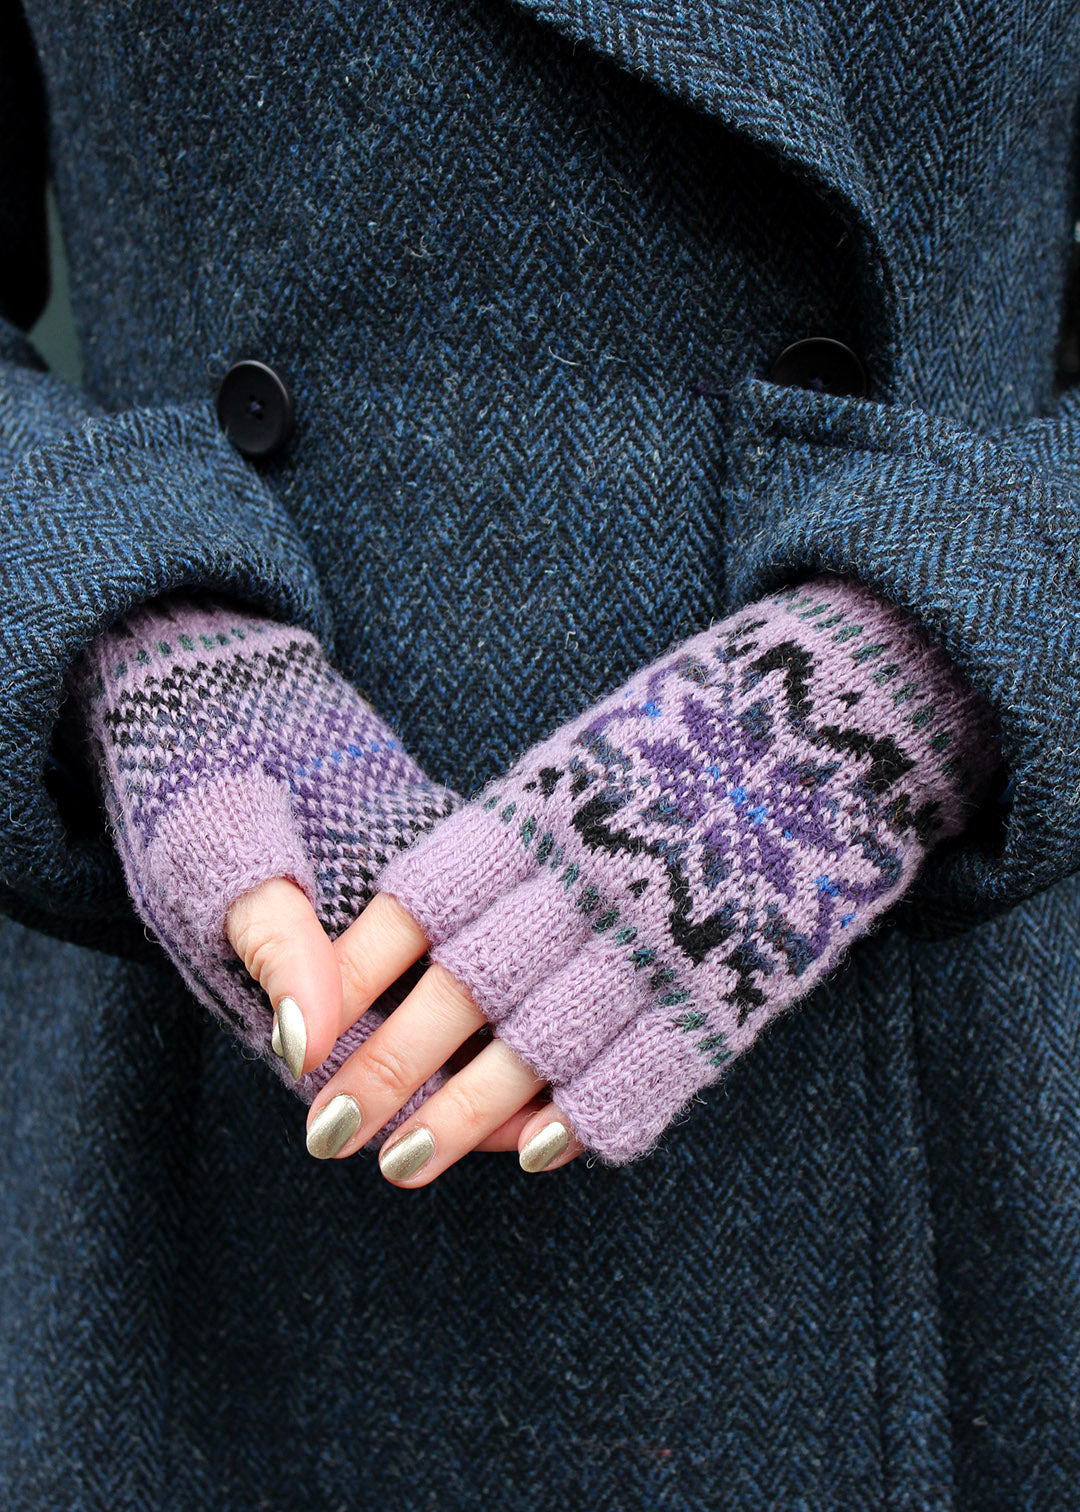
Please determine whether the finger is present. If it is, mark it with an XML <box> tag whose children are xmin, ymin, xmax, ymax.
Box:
<box><xmin>332</xmin><ymin>890</ymin><xmax>431</xmax><ymax>1028</ymax></box>
<box><xmin>472</xmin><ymin>1095</ymin><xmax>552</xmax><ymax>1152</ymax></box>
<box><xmin>516</xmin><ymin>1105</ymin><xmax>585</xmax><ymax>1174</ymax></box>
<box><xmin>225</xmin><ymin>876</ymin><xmax>343</xmax><ymax>1077</ymax></box>
<box><xmin>305</xmin><ymin>961</ymin><xmax>486</xmax><ymax>1158</ymax></box>
<box><xmin>376</xmin><ymin>1038</ymin><xmax>545</xmax><ymax>1187</ymax></box>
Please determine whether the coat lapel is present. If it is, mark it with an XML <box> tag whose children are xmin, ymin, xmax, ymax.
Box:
<box><xmin>509</xmin><ymin>0</ymin><xmax>859</xmax><ymax>184</ymax></box>
<box><xmin>508</xmin><ymin>0</ymin><xmax>897</xmax><ymax>355</ymax></box>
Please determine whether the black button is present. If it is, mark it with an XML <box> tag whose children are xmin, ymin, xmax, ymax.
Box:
<box><xmin>216</xmin><ymin>360</ymin><xmax>295</xmax><ymax>458</ymax></box>
<box><xmin>769</xmin><ymin>338</ymin><xmax>867</xmax><ymax>398</ymax></box>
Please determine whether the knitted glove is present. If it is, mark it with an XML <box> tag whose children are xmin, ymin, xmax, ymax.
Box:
<box><xmin>66</xmin><ymin>592</ymin><xmax>462</xmax><ymax>1120</ymax></box>
<box><xmin>376</xmin><ymin>573</ymin><xmax>1004</xmax><ymax>1163</ymax></box>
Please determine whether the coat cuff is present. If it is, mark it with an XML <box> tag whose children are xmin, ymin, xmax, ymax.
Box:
<box><xmin>0</xmin><ymin>398</ymin><xmax>330</xmax><ymax>950</ymax></box>
<box><xmin>721</xmin><ymin>377</ymin><xmax>1077</xmax><ymax>934</ymax></box>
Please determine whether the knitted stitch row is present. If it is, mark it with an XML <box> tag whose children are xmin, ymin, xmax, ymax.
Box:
<box><xmin>377</xmin><ymin>572</ymin><xmax>1003</xmax><ymax>1162</ymax></box>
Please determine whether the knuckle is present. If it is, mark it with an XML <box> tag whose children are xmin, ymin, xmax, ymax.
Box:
<box><xmin>361</xmin><ymin>1037</ymin><xmax>416</xmax><ymax>1104</ymax></box>
<box><xmin>230</xmin><ymin>917</ymin><xmax>288</xmax><ymax>991</ymax></box>
<box><xmin>440</xmin><ymin>1079</ymin><xmax>489</xmax><ymax>1139</ymax></box>
<box><xmin>337</xmin><ymin>946</ymin><xmax>374</xmax><ymax>1008</ymax></box>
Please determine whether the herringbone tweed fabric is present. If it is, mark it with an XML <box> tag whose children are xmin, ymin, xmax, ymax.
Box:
<box><xmin>1</xmin><ymin>0</ymin><xmax>1078</xmax><ymax>1508</ymax></box>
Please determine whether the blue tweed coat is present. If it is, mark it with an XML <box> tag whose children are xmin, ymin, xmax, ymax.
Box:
<box><xmin>1</xmin><ymin>1</ymin><xmax>1078</xmax><ymax>1507</ymax></box>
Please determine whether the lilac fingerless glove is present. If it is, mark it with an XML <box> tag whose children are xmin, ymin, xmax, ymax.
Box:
<box><xmin>67</xmin><ymin>592</ymin><xmax>463</xmax><ymax>1122</ymax></box>
<box><xmin>377</xmin><ymin>573</ymin><xmax>1004</xmax><ymax>1163</ymax></box>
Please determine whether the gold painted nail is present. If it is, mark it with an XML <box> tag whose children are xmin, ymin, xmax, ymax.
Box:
<box><xmin>519</xmin><ymin>1120</ymin><xmax>569</xmax><ymax>1174</ymax></box>
<box><xmin>306</xmin><ymin>1094</ymin><xmax>364</xmax><ymax>1160</ymax></box>
<box><xmin>379</xmin><ymin>1126</ymin><xmax>436</xmax><ymax>1182</ymax></box>
<box><xmin>270</xmin><ymin>1014</ymin><xmax>283</xmax><ymax>1058</ymax></box>
<box><xmin>275</xmin><ymin>995</ymin><xmax>307</xmax><ymax>1079</ymax></box>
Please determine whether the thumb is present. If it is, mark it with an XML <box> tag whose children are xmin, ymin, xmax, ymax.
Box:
<box><xmin>226</xmin><ymin>877</ymin><xmax>345</xmax><ymax>1079</ymax></box>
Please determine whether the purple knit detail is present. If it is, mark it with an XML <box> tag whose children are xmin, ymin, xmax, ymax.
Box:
<box><xmin>69</xmin><ymin>592</ymin><xmax>462</xmax><ymax>1141</ymax></box>
<box><xmin>377</xmin><ymin>572</ymin><xmax>1003</xmax><ymax>1164</ymax></box>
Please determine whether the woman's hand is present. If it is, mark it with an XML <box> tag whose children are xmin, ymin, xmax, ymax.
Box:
<box><xmin>225</xmin><ymin>880</ymin><xmax>587</xmax><ymax>1182</ymax></box>
<box><xmin>319</xmin><ymin>575</ymin><xmax>1003</xmax><ymax>1169</ymax></box>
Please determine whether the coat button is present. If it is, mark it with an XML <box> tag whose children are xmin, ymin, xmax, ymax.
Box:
<box><xmin>769</xmin><ymin>338</ymin><xmax>867</xmax><ymax>398</ymax></box>
<box><xmin>216</xmin><ymin>360</ymin><xmax>295</xmax><ymax>457</ymax></box>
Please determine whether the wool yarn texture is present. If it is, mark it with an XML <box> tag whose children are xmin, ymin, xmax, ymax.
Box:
<box><xmin>68</xmin><ymin>593</ymin><xmax>461</xmax><ymax>1127</ymax></box>
<box><xmin>377</xmin><ymin>572</ymin><xmax>1004</xmax><ymax>1164</ymax></box>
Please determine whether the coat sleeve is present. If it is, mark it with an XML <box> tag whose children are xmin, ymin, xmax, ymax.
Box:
<box><xmin>722</xmin><ymin>375</ymin><xmax>1080</xmax><ymax>936</ymax></box>
<box><xmin>0</xmin><ymin>8</ymin><xmax>330</xmax><ymax>954</ymax></box>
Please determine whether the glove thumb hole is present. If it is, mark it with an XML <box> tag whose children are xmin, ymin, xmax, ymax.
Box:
<box><xmin>142</xmin><ymin>768</ymin><xmax>341</xmax><ymax>1073</ymax></box>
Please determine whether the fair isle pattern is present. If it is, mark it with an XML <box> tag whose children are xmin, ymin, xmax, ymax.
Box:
<box><xmin>378</xmin><ymin>572</ymin><xmax>1003</xmax><ymax>1163</ymax></box>
<box><xmin>81</xmin><ymin>616</ymin><xmax>458</xmax><ymax>936</ymax></box>
<box><xmin>71</xmin><ymin>593</ymin><xmax>461</xmax><ymax>1117</ymax></box>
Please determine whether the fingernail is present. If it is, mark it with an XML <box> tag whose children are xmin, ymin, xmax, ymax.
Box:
<box><xmin>379</xmin><ymin>1126</ymin><xmax>435</xmax><ymax>1182</ymax></box>
<box><xmin>275</xmin><ymin>996</ymin><xmax>307</xmax><ymax>1079</ymax></box>
<box><xmin>271</xmin><ymin>1014</ymin><xmax>283</xmax><ymax>1058</ymax></box>
<box><xmin>306</xmin><ymin>1094</ymin><xmax>364</xmax><ymax>1160</ymax></box>
<box><xmin>519</xmin><ymin>1120</ymin><xmax>569</xmax><ymax>1174</ymax></box>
